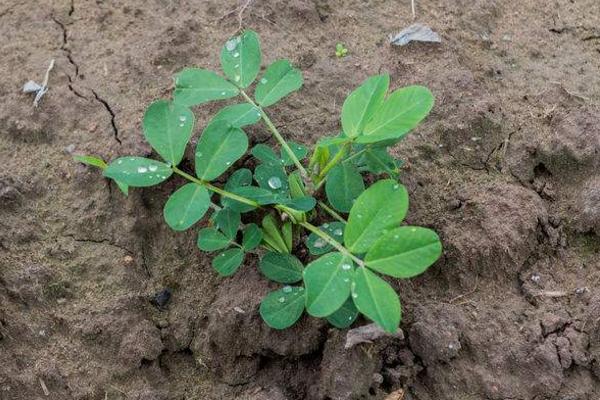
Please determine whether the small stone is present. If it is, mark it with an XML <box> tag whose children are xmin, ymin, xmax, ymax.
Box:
<box><xmin>123</xmin><ymin>255</ymin><xmax>134</xmax><ymax>264</ymax></box>
<box><xmin>151</xmin><ymin>288</ymin><xmax>172</xmax><ymax>310</ymax></box>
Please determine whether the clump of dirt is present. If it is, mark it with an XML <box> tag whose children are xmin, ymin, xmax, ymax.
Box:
<box><xmin>1</xmin><ymin>0</ymin><xmax>600</xmax><ymax>399</ymax></box>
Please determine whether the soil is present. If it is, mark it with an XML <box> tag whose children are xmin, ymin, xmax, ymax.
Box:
<box><xmin>1</xmin><ymin>0</ymin><xmax>599</xmax><ymax>399</ymax></box>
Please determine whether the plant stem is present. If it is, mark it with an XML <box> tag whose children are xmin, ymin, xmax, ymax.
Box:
<box><xmin>317</xmin><ymin>142</ymin><xmax>349</xmax><ymax>181</ymax></box>
<box><xmin>300</xmin><ymin>221</ymin><xmax>364</xmax><ymax>267</ymax></box>
<box><xmin>317</xmin><ymin>200</ymin><xmax>346</xmax><ymax>223</ymax></box>
<box><xmin>240</xmin><ymin>90</ymin><xmax>309</xmax><ymax>179</ymax></box>
<box><xmin>171</xmin><ymin>166</ymin><xmax>259</xmax><ymax>208</ymax></box>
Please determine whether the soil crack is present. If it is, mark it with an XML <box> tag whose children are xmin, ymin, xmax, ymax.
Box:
<box><xmin>91</xmin><ymin>90</ymin><xmax>121</xmax><ymax>144</ymax></box>
<box><xmin>63</xmin><ymin>233</ymin><xmax>133</xmax><ymax>254</ymax></box>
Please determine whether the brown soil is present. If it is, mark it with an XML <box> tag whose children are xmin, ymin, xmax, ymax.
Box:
<box><xmin>1</xmin><ymin>0</ymin><xmax>600</xmax><ymax>399</ymax></box>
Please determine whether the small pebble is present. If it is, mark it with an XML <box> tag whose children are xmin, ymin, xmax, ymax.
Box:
<box><xmin>151</xmin><ymin>288</ymin><xmax>172</xmax><ymax>309</ymax></box>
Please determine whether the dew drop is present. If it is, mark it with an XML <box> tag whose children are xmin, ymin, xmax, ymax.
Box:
<box><xmin>232</xmin><ymin>52</ymin><xmax>239</xmax><ymax>58</ymax></box>
<box><xmin>117</xmin><ymin>160</ymin><xmax>123</xmax><ymax>164</ymax></box>
<box><xmin>333</xmin><ymin>228</ymin><xmax>342</xmax><ymax>236</ymax></box>
<box><xmin>393</xmin><ymin>184</ymin><xmax>399</xmax><ymax>190</ymax></box>
<box><xmin>137</xmin><ymin>166</ymin><xmax>148</xmax><ymax>173</ymax></box>
<box><xmin>341</xmin><ymin>263</ymin><xmax>352</xmax><ymax>271</ymax></box>
<box><xmin>352</xmin><ymin>293</ymin><xmax>358</xmax><ymax>299</ymax></box>
<box><xmin>260</xmin><ymin>78</ymin><xmax>268</xmax><ymax>84</ymax></box>
<box><xmin>267</xmin><ymin>176</ymin><xmax>282</xmax><ymax>189</ymax></box>
<box><xmin>179</xmin><ymin>122</ymin><xmax>185</xmax><ymax>127</ymax></box>
<box><xmin>225</xmin><ymin>39</ymin><xmax>237</xmax><ymax>51</ymax></box>
<box><xmin>394</xmin><ymin>234</ymin><xmax>399</xmax><ymax>239</ymax></box>
<box><xmin>322</xmin><ymin>223</ymin><xmax>329</xmax><ymax>229</ymax></box>
<box><xmin>148</xmin><ymin>165</ymin><xmax>158</xmax><ymax>172</ymax></box>
<box><xmin>234</xmin><ymin>64</ymin><xmax>239</xmax><ymax>68</ymax></box>
<box><xmin>282</xmin><ymin>286</ymin><xmax>292</xmax><ymax>293</ymax></box>
<box><xmin>343</xmin><ymin>278</ymin><xmax>350</xmax><ymax>283</ymax></box>
<box><xmin>179</xmin><ymin>115</ymin><xmax>186</xmax><ymax>122</ymax></box>
<box><xmin>313</xmin><ymin>239</ymin><xmax>327</xmax><ymax>249</ymax></box>
<box><xmin>221</xmin><ymin>91</ymin><xmax>226</xmax><ymax>96</ymax></box>
<box><xmin>278</xmin><ymin>297</ymin><xmax>285</xmax><ymax>303</ymax></box>
<box><xmin>234</xmin><ymin>75</ymin><xmax>241</xmax><ymax>82</ymax></box>
<box><xmin>357</xmin><ymin>214</ymin><xmax>363</xmax><ymax>219</ymax></box>
<box><xmin>226</xmin><ymin>161</ymin><xmax>232</xmax><ymax>165</ymax></box>
<box><xmin>348</xmin><ymin>316</ymin><xmax>353</xmax><ymax>320</ymax></box>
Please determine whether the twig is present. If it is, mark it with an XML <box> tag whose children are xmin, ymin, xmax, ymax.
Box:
<box><xmin>39</xmin><ymin>378</ymin><xmax>50</xmax><ymax>396</ymax></box>
<box><xmin>237</xmin><ymin>0</ymin><xmax>254</xmax><ymax>32</ymax></box>
<box><xmin>411</xmin><ymin>0</ymin><xmax>416</xmax><ymax>20</ymax></box>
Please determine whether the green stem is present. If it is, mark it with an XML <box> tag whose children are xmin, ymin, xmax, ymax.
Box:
<box><xmin>317</xmin><ymin>142</ymin><xmax>350</xmax><ymax>181</ymax></box>
<box><xmin>300</xmin><ymin>221</ymin><xmax>364</xmax><ymax>267</ymax></box>
<box><xmin>240</xmin><ymin>90</ymin><xmax>309</xmax><ymax>179</ymax></box>
<box><xmin>171</xmin><ymin>166</ymin><xmax>259</xmax><ymax>208</ymax></box>
<box><xmin>317</xmin><ymin>200</ymin><xmax>346</xmax><ymax>223</ymax></box>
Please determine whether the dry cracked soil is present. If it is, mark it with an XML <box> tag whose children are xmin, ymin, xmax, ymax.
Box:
<box><xmin>1</xmin><ymin>0</ymin><xmax>600</xmax><ymax>399</ymax></box>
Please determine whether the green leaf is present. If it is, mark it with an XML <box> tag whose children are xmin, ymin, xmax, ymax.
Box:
<box><xmin>365</xmin><ymin>227</ymin><xmax>442</xmax><ymax>278</ymax></box>
<box><xmin>220</xmin><ymin>30</ymin><xmax>261</xmax><ymax>89</ymax></box>
<box><xmin>278</xmin><ymin>196</ymin><xmax>316</xmax><ymax>212</ymax></box>
<box><xmin>214</xmin><ymin>208</ymin><xmax>241</xmax><ymax>239</ymax></box>
<box><xmin>104</xmin><ymin>157</ymin><xmax>172</xmax><ymax>187</ymax></box>
<box><xmin>362</xmin><ymin>147</ymin><xmax>400</xmax><ymax>178</ymax></box>
<box><xmin>255</xmin><ymin>60</ymin><xmax>303</xmax><ymax>107</ymax></box>
<box><xmin>281</xmin><ymin>141</ymin><xmax>308</xmax><ymax>166</ymax></box>
<box><xmin>304</xmin><ymin>252</ymin><xmax>354</xmax><ymax>317</ymax></box>
<box><xmin>163</xmin><ymin>183</ymin><xmax>210</xmax><ymax>231</ymax></box>
<box><xmin>224</xmin><ymin>168</ymin><xmax>253</xmax><ymax>191</ymax></box>
<box><xmin>254</xmin><ymin>163</ymin><xmax>289</xmax><ymax>196</ymax></box>
<box><xmin>212</xmin><ymin>103</ymin><xmax>262</xmax><ymax>128</ymax></box>
<box><xmin>259</xmin><ymin>252</ymin><xmax>303</xmax><ymax>283</ymax></box>
<box><xmin>195</xmin><ymin>120</ymin><xmax>248</xmax><ymax>181</ymax></box>
<box><xmin>221</xmin><ymin>186</ymin><xmax>277</xmax><ymax>212</ymax></box>
<box><xmin>262</xmin><ymin>214</ymin><xmax>288</xmax><ymax>253</ymax></box>
<box><xmin>74</xmin><ymin>155</ymin><xmax>107</xmax><ymax>169</ymax></box>
<box><xmin>306</xmin><ymin>222</ymin><xmax>345</xmax><ymax>255</ymax></box>
<box><xmin>259</xmin><ymin>286</ymin><xmax>305</xmax><ymax>329</ymax></box>
<box><xmin>341</xmin><ymin>75</ymin><xmax>389</xmax><ymax>137</ymax></box>
<box><xmin>173</xmin><ymin>68</ymin><xmax>239</xmax><ymax>107</ymax></box>
<box><xmin>142</xmin><ymin>100</ymin><xmax>194</xmax><ymax>165</ymax></box>
<box><xmin>251</xmin><ymin>144</ymin><xmax>281</xmax><ymax>166</ymax></box>
<box><xmin>197</xmin><ymin>228</ymin><xmax>231</xmax><ymax>251</ymax></box>
<box><xmin>357</xmin><ymin>86</ymin><xmax>434</xmax><ymax>144</ymax></box>
<box><xmin>115</xmin><ymin>180</ymin><xmax>129</xmax><ymax>196</ymax></box>
<box><xmin>287</xmin><ymin>172</ymin><xmax>306</xmax><ymax>198</ymax></box>
<box><xmin>326</xmin><ymin>298</ymin><xmax>359</xmax><ymax>329</ymax></box>
<box><xmin>352</xmin><ymin>267</ymin><xmax>401</xmax><ymax>333</ymax></box>
<box><xmin>242</xmin><ymin>223</ymin><xmax>263</xmax><ymax>251</ymax></box>
<box><xmin>282</xmin><ymin>222</ymin><xmax>293</xmax><ymax>252</ymax></box>
<box><xmin>325</xmin><ymin>163</ymin><xmax>365</xmax><ymax>213</ymax></box>
<box><xmin>344</xmin><ymin>179</ymin><xmax>409</xmax><ymax>254</ymax></box>
<box><xmin>212</xmin><ymin>248</ymin><xmax>245</xmax><ymax>276</ymax></box>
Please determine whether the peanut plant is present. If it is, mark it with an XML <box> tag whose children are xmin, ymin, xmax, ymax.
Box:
<box><xmin>75</xmin><ymin>30</ymin><xmax>442</xmax><ymax>333</ymax></box>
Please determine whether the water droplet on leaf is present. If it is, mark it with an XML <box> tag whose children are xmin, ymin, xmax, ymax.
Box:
<box><xmin>267</xmin><ymin>176</ymin><xmax>282</xmax><ymax>189</ymax></box>
<box><xmin>260</xmin><ymin>78</ymin><xmax>267</xmax><ymax>84</ymax></box>
<box><xmin>341</xmin><ymin>263</ymin><xmax>351</xmax><ymax>270</ymax></box>
<box><xmin>278</xmin><ymin>297</ymin><xmax>285</xmax><ymax>303</ymax></box>
<box><xmin>137</xmin><ymin>166</ymin><xmax>148</xmax><ymax>173</ymax></box>
<box><xmin>282</xmin><ymin>286</ymin><xmax>292</xmax><ymax>293</ymax></box>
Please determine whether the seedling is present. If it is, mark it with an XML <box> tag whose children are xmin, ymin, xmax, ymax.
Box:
<box><xmin>76</xmin><ymin>30</ymin><xmax>442</xmax><ymax>333</ymax></box>
<box><xmin>335</xmin><ymin>43</ymin><xmax>348</xmax><ymax>58</ymax></box>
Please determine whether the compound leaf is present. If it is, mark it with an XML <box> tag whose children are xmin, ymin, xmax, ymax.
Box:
<box><xmin>326</xmin><ymin>298</ymin><xmax>359</xmax><ymax>329</ymax></box>
<box><xmin>344</xmin><ymin>179</ymin><xmax>408</xmax><ymax>254</ymax></box>
<box><xmin>143</xmin><ymin>100</ymin><xmax>194</xmax><ymax>166</ymax></box>
<box><xmin>255</xmin><ymin>59</ymin><xmax>303</xmax><ymax>107</ymax></box>
<box><xmin>220</xmin><ymin>30</ymin><xmax>261</xmax><ymax>89</ymax></box>
<box><xmin>104</xmin><ymin>157</ymin><xmax>172</xmax><ymax>187</ymax></box>
<box><xmin>254</xmin><ymin>163</ymin><xmax>289</xmax><ymax>197</ymax></box>
<box><xmin>259</xmin><ymin>286</ymin><xmax>305</xmax><ymax>329</ymax></box>
<box><xmin>304</xmin><ymin>252</ymin><xmax>354</xmax><ymax>317</ymax></box>
<box><xmin>358</xmin><ymin>86</ymin><xmax>434</xmax><ymax>144</ymax></box>
<box><xmin>197</xmin><ymin>228</ymin><xmax>231</xmax><ymax>251</ymax></box>
<box><xmin>212</xmin><ymin>103</ymin><xmax>261</xmax><ymax>128</ymax></box>
<box><xmin>212</xmin><ymin>248</ymin><xmax>244</xmax><ymax>276</ymax></box>
<box><xmin>278</xmin><ymin>196</ymin><xmax>316</xmax><ymax>212</ymax></box>
<box><xmin>173</xmin><ymin>68</ymin><xmax>239</xmax><ymax>107</ymax></box>
<box><xmin>252</xmin><ymin>144</ymin><xmax>281</xmax><ymax>166</ymax></box>
<box><xmin>163</xmin><ymin>183</ymin><xmax>210</xmax><ymax>231</ymax></box>
<box><xmin>195</xmin><ymin>120</ymin><xmax>248</xmax><ymax>181</ymax></box>
<box><xmin>352</xmin><ymin>267</ymin><xmax>401</xmax><ymax>333</ymax></box>
<box><xmin>325</xmin><ymin>163</ymin><xmax>365</xmax><ymax>213</ymax></box>
<box><xmin>365</xmin><ymin>227</ymin><xmax>442</xmax><ymax>278</ymax></box>
<box><xmin>259</xmin><ymin>252</ymin><xmax>303</xmax><ymax>283</ymax></box>
<box><xmin>341</xmin><ymin>74</ymin><xmax>389</xmax><ymax>138</ymax></box>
